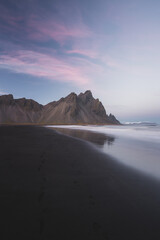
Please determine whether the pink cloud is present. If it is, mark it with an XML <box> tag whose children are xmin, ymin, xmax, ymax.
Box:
<box><xmin>28</xmin><ymin>16</ymin><xmax>91</xmax><ymax>45</ymax></box>
<box><xmin>66</xmin><ymin>49</ymin><xmax>98</xmax><ymax>59</ymax></box>
<box><xmin>0</xmin><ymin>4</ymin><xmax>92</xmax><ymax>47</ymax></box>
<box><xmin>66</xmin><ymin>47</ymin><xmax>120</xmax><ymax>69</ymax></box>
<box><xmin>0</xmin><ymin>50</ymin><xmax>90</xmax><ymax>85</ymax></box>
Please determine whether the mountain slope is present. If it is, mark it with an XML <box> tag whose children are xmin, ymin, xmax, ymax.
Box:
<box><xmin>0</xmin><ymin>91</ymin><xmax>120</xmax><ymax>124</ymax></box>
<box><xmin>0</xmin><ymin>94</ymin><xmax>43</xmax><ymax>123</ymax></box>
<box><xmin>40</xmin><ymin>90</ymin><xmax>120</xmax><ymax>124</ymax></box>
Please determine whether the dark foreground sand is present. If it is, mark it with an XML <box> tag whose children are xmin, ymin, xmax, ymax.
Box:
<box><xmin>0</xmin><ymin>126</ymin><xmax>160</xmax><ymax>240</ymax></box>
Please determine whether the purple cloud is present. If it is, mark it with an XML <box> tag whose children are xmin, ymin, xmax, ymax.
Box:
<box><xmin>27</xmin><ymin>15</ymin><xmax>91</xmax><ymax>45</ymax></box>
<box><xmin>0</xmin><ymin>50</ymin><xmax>91</xmax><ymax>85</ymax></box>
<box><xmin>0</xmin><ymin>2</ymin><xmax>118</xmax><ymax>89</ymax></box>
<box><xmin>65</xmin><ymin>49</ymin><xmax>98</xmax><ymax>59</ymax></box>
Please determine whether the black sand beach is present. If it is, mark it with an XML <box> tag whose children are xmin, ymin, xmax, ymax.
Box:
<box><xmin>0</xmin><ymin>126</ymin><xmax>160</xmax><ymax>240</ymax></box>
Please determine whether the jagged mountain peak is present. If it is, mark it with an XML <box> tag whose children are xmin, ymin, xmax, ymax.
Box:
<box><xmin>0</xmin><ymin>91</ymin><xmax>120</xmax><ymax>125</ymax></box>
<box><xmin>78</xmin><ymin>90</ymin><xmax>93</xmax><ymax>104</ymax></box>
<box><xmin>84</xmin><ymin>90</ymin><xmax>92</xmax><ymax>96</ymax></box>
<box><xmin>65</xmin><ymin>92</ymin><xmax>77</xmax><ymax>103</ymax></box>
<box><xmin>78</xmin><ymin>90</ymin><xmax>92</xmax><ymax>97</ymax></box>
<box><xmin>66</xmin><ymin>92</ymin><xmax>77</xmax><ymax>96</ymax></box>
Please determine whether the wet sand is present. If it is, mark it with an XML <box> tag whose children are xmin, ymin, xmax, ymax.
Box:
<box><xmin>49</xmin><ymin>127</ymin><xmax>115</xmax><ymax>146</ymax></box>
<box><xmin>0</xmin><ymin>126</ymin><xmax>160</xmax><ymax>240</ymax></box>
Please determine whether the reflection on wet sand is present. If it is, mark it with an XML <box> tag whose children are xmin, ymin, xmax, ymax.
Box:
<box><xmin>53</xmin><ymin>127</ymin><xmax>115</xmax><ymax>146</ymax></box>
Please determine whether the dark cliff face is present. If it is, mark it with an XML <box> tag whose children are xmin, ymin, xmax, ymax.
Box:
<box><xmin>40</xmin><ymin>90</ymin><xmax>120</xmax><ymax>124</ymax></box>
<box><xmin>0</xmin><ymin>94</ymin><xmax>43</xmax><ymax>123</ymax></box>
<box><xmin>0</xmin><ymin>95</ymin><xmax>43</xmax><ymax>111</ymax></box>
<box><xmin>78</xmin><ymin>90</ymin><xmax>93</xmax><ymax>104</ymax></box>
<box><xmin>108</xmin><ymin>114</ymin><xmax>120</xmax><ymax>124</ymax></box>
<box><xmin>0</xmin><ymin>91</ymin><xmax>120</xmax><ymax>124</ymax></box>
<box><xmin>15</xmin><ymin>98</ymin><xmax>43</xmax><ymax>112</ymax></box>
<box><xmin>0</xmin><ymin>94</ymin><xmax>14</xmax><ymax>105</ymax></box>
<box><xmin>78</xmin><ymin>90</ymin><xmax>107</xmax><ymax>119</ymax></box>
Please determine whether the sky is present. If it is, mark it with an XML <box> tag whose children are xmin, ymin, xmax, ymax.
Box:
<box><xmin>0</xmin><ymin>0</ymin><xmax>160</xmax><ymax>123</ymax></box>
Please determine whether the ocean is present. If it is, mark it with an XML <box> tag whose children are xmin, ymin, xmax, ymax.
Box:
<box><xmin>47</xmin><ymin>122</ymin><xmax>160</xmax><ymax>180</ymax></box>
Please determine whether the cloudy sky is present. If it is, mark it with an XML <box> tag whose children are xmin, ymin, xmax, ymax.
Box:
<box><xmin>0</xmin><ymin>0</ymin><xmax>160</xmax><ymax>123</ymax></box>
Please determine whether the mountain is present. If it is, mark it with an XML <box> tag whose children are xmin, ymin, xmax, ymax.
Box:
<box><xmin>0</xmin><ymin>94</ymin><xmax>43</xmax><ymax>123</ymax></box>
<box><xmin>0</xmin><ymin>91</ymin><xmax>120</xmax><ymax>125</ymax></box>
<box><xmin>40</xmin><ymin>90</ymin><xmax>120</xmax><ymax>124</ymax></box>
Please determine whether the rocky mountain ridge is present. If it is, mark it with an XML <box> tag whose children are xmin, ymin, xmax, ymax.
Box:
<box><xmin>0</xmin><ymin>91</ymin><xmax>120</xmax><ymax>124</ymax></box>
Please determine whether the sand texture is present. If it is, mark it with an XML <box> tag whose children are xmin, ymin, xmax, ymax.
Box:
<box><xmin>0</xmin><ymin>126</ymin><xmax>160</xmax><ymax>240</ymax></box>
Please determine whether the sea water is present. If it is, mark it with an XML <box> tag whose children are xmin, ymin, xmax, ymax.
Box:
<box><xmin>47</xmin><ymin>123</ymin><xmax>160</xmax><ymax>179</ymax></box>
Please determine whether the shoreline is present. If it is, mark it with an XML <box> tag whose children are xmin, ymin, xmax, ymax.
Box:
<box><xmin>0</xmin><ymin>122</ymin><xmax>122</xmax><ymax>126</ymax></box>
<box><xmin>49</xmin><ymin>125</ymin><xmax>160</xmax><ymax>180</ymax></box>
<box><xmin>0</xmin><ymin>125</ymin><xmax>160</xmax><ymax>240</ymax></box>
